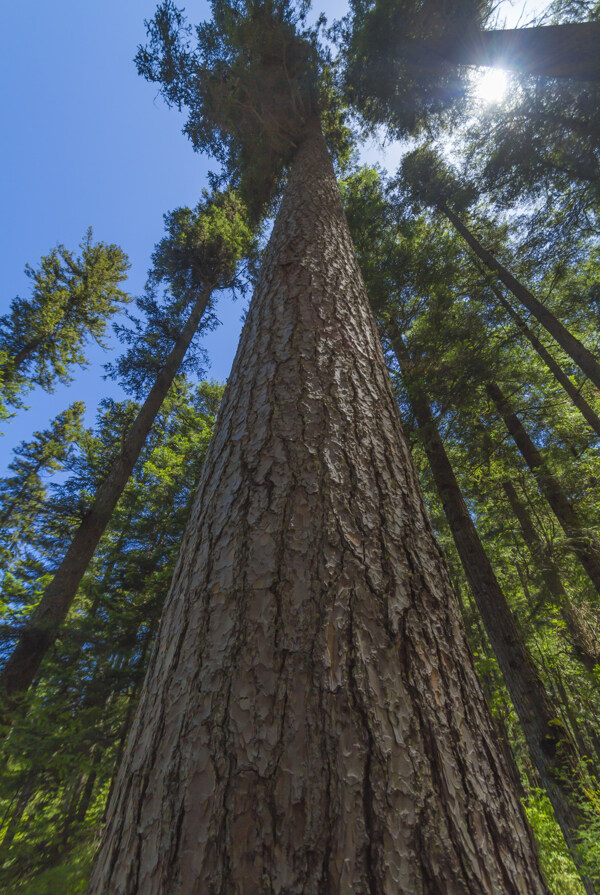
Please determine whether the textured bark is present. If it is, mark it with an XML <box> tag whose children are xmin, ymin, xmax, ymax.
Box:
<box><xmin>502</xmin><ymin>480</ymin><xmax>600</xmax><ymax>672</ymax></box>
<box><xmin>89</xmin><ymin>122</ymin><xmax>547</xmax><ymax>895</ymax></box>
<box><xmin>490</xmin><ymin>285</ymin><xmax>600</xmax><ymax>439</ymax></box>
<box><xmin>419</xmin><ymin>22</ymin><xmax>600</xmax><ymax>80</ymax></box>
<box><xmin>390</xmin><ymin>334</ymin><xmax>591</xmax><ymax>891</ymax></box>
<box><xmin>0</xmin><ymin>285</ymin><xmax>213</xmax><ymax>718</ymax></box>
<box><xmin>441</xmin><ymin>204</ymin><xmax>600</xmax><ymax>392</ymax></box>
<box><xmin>487</xmin><ymin>382</ymin><xmax>600</xmax><ymax>595</ymax></box>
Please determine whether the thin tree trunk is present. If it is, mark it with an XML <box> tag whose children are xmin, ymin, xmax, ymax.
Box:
<box><xmin>0</xmin><ymin>774</ymin><xmax>37</xmax><ymax>853</ymax></box>
<box><xmin>417</xmin><ymin>22</ymin><xmax>600</xmax><ymax>80</ymax></box>
<box><xmin>389</xmin><ymin>331</ymin><xmax>590</xmax><ymax>891</ymax></box>
<box><xmin>89</xmin><ymin>121</ymin><xmax>548</xmax><ymax>895</ymax></box>
<box><xmin>454</xmin><ymin>576</ymin><xmax>525</xmax><ymax>800</ymax></box>
<box><xmin>490</xmin><ymin>284</ymin><xmax>600</xmax><ymax>438</ymax></box>
<box><xmin>487</xmin><ymin>382</ymin><xmax>600</xmax><ymax>594</ymax></box>
<box><xmin>75</xmin><ymin>746</ymin><xmax>103</xmax><ymax>825</ymax></box>
<box><xmin>5</xmin><ymin>336</ymin><xmax>44</xmax><ymax>380</ymax></box>
<box><xmin>441</xmin><ymin>202</ymin><xmax>600</xmax><ymax>391</ymax></box>
<box><xmin>502</xmin><ymin>479</ymin><xmax>600</xmax><ymax>672</ymax></box>
<box><xmin>0</xmin><ymin>284</ymin><xmax>213</xmax><ymax>718</ymax></box>
<box><xmin>552</xmin><ymin>664</ymin><xmax>595</xmax><ymax>769</ymax></box>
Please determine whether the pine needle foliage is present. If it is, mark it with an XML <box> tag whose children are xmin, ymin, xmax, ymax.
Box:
<box><xmin>0</xmin><ymin>230</ymin><xmax>130</xmax><ymax>413</ymax></box>
<box><xmin>338</xmin><ymin>0</ymin><xmax>492</xmax><ymax>137</ymax></box>
<box><xmin>135</xmin><ymin>0</ymin><xmax>352</xmax><ymax>220</ymax></box>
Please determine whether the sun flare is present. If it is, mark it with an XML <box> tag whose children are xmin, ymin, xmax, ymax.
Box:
<box><xmin>473</xmin><ymin>68</ymin><xmax>509</xmax><ymax>105</ymax></box>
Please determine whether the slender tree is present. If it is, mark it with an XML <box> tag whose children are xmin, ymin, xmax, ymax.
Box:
<box><xmin>89</xmin><ymin>3</ymin><xmax>548</xmax><ymax>891</ymax></box>
<box><xmin>486</xmin><ymin>381</ymin><xmax>600</xmax><ymax>596</ymax></box>
<box><xmin>502</xmin><ymin>479</ymin><xmax>600</xmax><ymax>673</ymax></box>
<box><xmin>400</xmin><ymin>147</ymin><xmax>600</xmax><ymax>392</ymax></box>
<box><xmin>487</xmin><ymin>282</ymin><xmax>600</xmax><ymax>439</ymax></box>
<box><xmin>0</xmin><ymin>381</ymin><xmax>221</xmax><ymax>890</ymax></box>
<box><xmin>0</xmin><ymin>192</ymin><xmax>252</xmax><ymax>717</ymax></box>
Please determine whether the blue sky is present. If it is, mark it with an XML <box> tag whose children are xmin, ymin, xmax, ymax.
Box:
<box><xmin>0</xmin><ymin>0</ymin><xmax>545</xmax><ymax>465</ymax></box>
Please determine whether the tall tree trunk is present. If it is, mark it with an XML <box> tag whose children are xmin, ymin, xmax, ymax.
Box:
<box><xmin>489</xmin><ymin>284</ymin><xmax>600</xmax><ymax>438</ymax></box>
<box><xmin>389</xmin><ymin>331</ymin><xmax>591</xmax><ymax>891</ymax></box>
<box><xmin>75</xmin><ymin>749</ymin><xmax>102</xmax><ymax>825</ymax></box>
<box><xmin>88</xmin><ymin>122</ymin><xmax>548</xmax><ymax>895</ymax></box>
<box><xmin>440</xmin><ymin>203</ymin><xmax>600</xmax><ymax>391</ymax></box>
<box><xmin>0</xmin><ymin>285</ymin><xmax>213</xmax><ymax>719</ymax></box>
<box><xmin>453</xmin><ymin>576</ymin><xmax>525</xmax><ymax>800</ymax></box>
<box><xmin>415</xmin><ymin>22</ymin><xmax>600</xmax><ymax>80</ymax></box>
<box><xmin>486</xmin><ymin>382</ymin><xmax>600</xmax><ymax>594</ymax></box>
<box><xmin>502</xmin><ymin>479</ymin><xmax>600</xmax><ymax>672</ymax></box>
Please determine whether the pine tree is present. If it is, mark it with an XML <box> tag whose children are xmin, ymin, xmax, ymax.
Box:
<box><xmin>340</xmin><ymin>163</ymin><xmax>600</xmax><ymax>889</ymax></box>
<box><xmin>340</xmin><ymin>0</ymin><xmax>600</xmax><ymax>142</ymax></box>
<box><xmin>89</xmin><ymin>2</ymin><xmax>548</xmax><ymax>890</ymax></box>
<box><xmin>0</xmin><ymin>230</ymin><xmax>130</xmax><ymax>414</ymax></box>
<box><xmin>0</xmin><ymin>192</ymin><xmax>252</xmax><ymax>717</ymax></box>
<box><xmin>400</xmin><ymin>147</ymin><xmax>600</xmax><ymax>392</ymax></box>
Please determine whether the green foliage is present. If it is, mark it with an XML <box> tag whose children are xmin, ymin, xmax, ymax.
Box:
<box><xmin>342</xmin><ymin>159</ymin><xmax>600</xmax><ymax>891</ymax></box>
<box><xmin>107</xmin><ymin>189</ymin><xmax>255</xmax><ymax>398</ymax></box>
<box><xmin>0</xmin><ymin>404</ymin><xmax>87</xmax><ymax>627</ymax></box>
<box><xmin>0</xmin><ymin>230</ymin><xmax>130</xmax><ymax>413</ymax></box>
<box><xmin>338</xmin><ymin>0</ymin><xmax>491</xmax><ymax>137</ymax></box>
<box><xmin>3</xmin><ymin>0</ymin><xmax>600</xmax><ymax>888</ymax></box>
<box><xmin>578</xmin><ymin>788</ymin><xmax>600</xmax><ymax>884</ymax></box>
<box><xmin>0</xmin><ymin>841</ymin><xmax>98</xmax><ymax>895</ymax></box>
<box><xmin>149</xmin><ymin>189</ymin><xmax>255</xmax><ymax>293</ymax></box>
<box><xmin>136</xmin><ymin>0</ymin><xmax>352</xmax><ymax>220</ymax></box>
<box><xmin>136</xmin><ymin>0</ymin><xmax>318</xmax><ymax>217</ymax></box>
<box><xmin>0</xmin><ymin>379</ymin><xmax>223</xmax><ymax>892</ymax></box>
<box><xmin>525</xmin><ymin>790</ymin><xmax>585</xmax><ymax>894</ymax></box>
<box><xmin>399</xmin><ymin>146</ymin><xmax>477</xmax><ymax>212</ymax></box>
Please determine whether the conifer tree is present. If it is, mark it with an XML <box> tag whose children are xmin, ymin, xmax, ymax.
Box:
<box><xmin>0</xmin><ymin>404</ymin><xmax>85</xmax><ymax>540</ymax></box>
<box><xmin>391</xmin><ymin>333</ymin><xmax>594</xmax><ymax>891</ymax></box>
<box><xmin>89</xmin><ymin>2</ymin><xmax>548</xmax><ymax>891</ymax></box>
<box><xmin>0</xmin><ymin>231</ymin><xmax>130</xmax><ymax>414</ymax></box>
<box><xmin>341</xmin><ymin>2</ymin><xmax>600</xmax><ymax>141</ymax></box>
<box><xmin>501</xmin><ymin>479</ymin><xmax>600</xmax><ymax>673</ymax></box>
<box><xmin>400</xmin><ymin>147</ymin><xmax>600</xmax><ymax>392</ymax></box>
<box><xmin>0</xmin><ymin>192</ymin><xmax>252</xmax><ymax>716</ymax></box>
<box><xmin>341</xmin><ymin>167</ymin><xmax>598</xmax><ymax>890</ymax></box>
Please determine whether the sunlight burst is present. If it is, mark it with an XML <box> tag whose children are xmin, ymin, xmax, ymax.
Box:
<box><xmin>473</xmin><ymin>68</ymin><xmax>509</xmax><ymax>105</ymax></box>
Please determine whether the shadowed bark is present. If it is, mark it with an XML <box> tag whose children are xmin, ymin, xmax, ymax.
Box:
<box><xmin>88</xmin><ymin>122</ymin><xmax>548</xmax><ymax>895</ymax></box>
